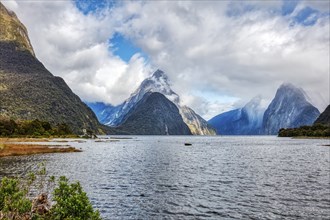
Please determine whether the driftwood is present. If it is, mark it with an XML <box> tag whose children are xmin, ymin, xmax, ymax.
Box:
<box><xmin>31</xmin><ymin>193</ymin><xmax>51</xmax><ymax>215</ymax></box>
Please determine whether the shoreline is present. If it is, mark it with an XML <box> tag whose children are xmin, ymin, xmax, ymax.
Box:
<box><xmin>291</xmin><ymin>136</ymin><xmax>330</xmax><ymax>139</ymax></box>
<box><xmin>0</xmin><ymin>138</ymin><xmax>82</xmax><ymax>157</ymax></box>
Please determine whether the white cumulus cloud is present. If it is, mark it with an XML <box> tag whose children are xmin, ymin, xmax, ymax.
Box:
<box><xmin>2</xmin><ymin>0</ymin><xmax>329</xmax><ymax>119</ymax></box>
<box><xmin>2</xmin><ymin>0</ymin><xmax>151</xmax><ymax>105</ymax></box>
<box><xmin>115</xmin><ymin>1</ymin><xmax>329</xmax><ymax>117</ymax></box>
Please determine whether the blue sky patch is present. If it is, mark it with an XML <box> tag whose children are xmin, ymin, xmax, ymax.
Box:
<box><xmin>74</xmin><ymin>0</ymin><xmax>115</xmax><ymax>15</ymax></box>
<box><xmin>293</xmin><ymin>6</ymin><xmax>320</xmax><ymax>26</ymax></box>
<box><xmin>281</xmin><ymin>0</ymin><xmax>299</xmax><ymax>16</ymax></box>
<box><xmin>110</xmin><ymin>33</ymin><xmax>148</xmax><ymax>63</ymax></box>
<box><xmin>226</xmin><ymin>0</ymin><xmax>327</xmax><ymax>27</ymax></box>
<box><xmin>281</xmin><ymin>0</ymin><xmax>330</xmax><ymax>27</ymax></box>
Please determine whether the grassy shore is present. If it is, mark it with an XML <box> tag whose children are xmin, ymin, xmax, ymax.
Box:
<box><xmin>0</xmin><ymin>137</ymin><xmax>51</xmax><ymax>142</ymax></box>
<box><xmin>0</xmin><ymin>138</ymin><xmax>81</xmax><ymax>157</ymax></box>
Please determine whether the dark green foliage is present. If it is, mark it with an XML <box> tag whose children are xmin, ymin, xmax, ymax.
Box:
<box><xmin>55</xmin><ymin>123</ymin><xmax>72</xmax><ymax>136</ymax></box>
<box><xmin>0</xmin><ymin>118</ymin><xmax>73</xmax><ymax>137</ymax></box>
<box><xmin>278</xmin><ymin>124</ymin><xmax>330</xmax><ymax>137</ymax></box>
<box><xmin>0</xmin><ymin>119</ymin><xmax>16</xmax><ymax>136</ymax></box>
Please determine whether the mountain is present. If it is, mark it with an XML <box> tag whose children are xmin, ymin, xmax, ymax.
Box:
<box><xmin>0</xmin><ymin>3</ymin><xmax>107</xmax><ymax>134</ymax></box>
<box><xmin>208</xmin><ymin>96</ymin><xmax>265</xmax><ymax>135</ymax></box>
<box><xmin>262</xmin><ymin>83</ymin><xmax>320</xmax><ymax>134</ymax></box>
<box><xmin>179</xmin><ymin>106</ymin><xmax>216</xmax><ymax>135</ymax></box>
<box><xmin>88</xmin><ymin>69</ymin><xmax>216</xmax><ymax>135</ymax></box>
<box><xmin>0</xmin><ymin>3</ymin><xmax>34</xmax><ymax>56</ymax></box>
<box><xmin>314</xmin><ymin>105</ymin><xmax>330</xmax><ymax>126</ymax></box>
<box><xmin>85</xmin><ymin>102</ymin><xmax>119</xmax><ymax>125</ymax></box>
<box><xmin>118</xmin><ymin>92</ymin><xmax>191</xmax><ymax>135</ymax></box>
<box><xmin>89</xmin><ymin>70</ymin><xmax>180</xmax><ymax>126</ymax></box>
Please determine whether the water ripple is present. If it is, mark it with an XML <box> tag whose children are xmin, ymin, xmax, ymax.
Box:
<box><xmin>0</xmin><ymin>136</ymin><xmax>329</xmax><ymax>219</ymax></box>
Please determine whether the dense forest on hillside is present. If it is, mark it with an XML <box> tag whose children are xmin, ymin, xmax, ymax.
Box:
<box><xmin>278</xmin><ymin>124</ymin><xmax>330</xmax><ymax>137</ymax></box>
<box><xmin>0</xmin><ymin>118</ymin><xmax>73</xmax><ymax>137</ymax></box>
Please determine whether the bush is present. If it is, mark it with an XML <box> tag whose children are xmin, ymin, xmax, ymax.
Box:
<box><xmin>51</xmin><ymin>176</ymin><xmax>101</xmax><ymax>220</ymax></box>
<box><xmin>0</xmin><ymin>177</ymin><xmax>32</xmax><ymax>218</ymax></box>
<box><xmin>0</xmin><ymin>164</ymin><xmax>101</xmax><ymax>220</ymax></box>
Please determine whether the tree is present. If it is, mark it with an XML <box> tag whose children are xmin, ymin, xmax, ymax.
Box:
<box><xmin>0</xmin><ymin>119</ymin><xmax>17</xmax><ymax>136</ymax></box>
<box><xmin>55</xmin><ymin>123</ymin><xmax>72</xmax><ymax>136</ymax></box>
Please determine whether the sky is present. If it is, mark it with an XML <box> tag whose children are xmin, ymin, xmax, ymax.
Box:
<box><xmin>2</xmin><ymin>0</ymin><xmax>329</xmax><ymax>120</ymax></box>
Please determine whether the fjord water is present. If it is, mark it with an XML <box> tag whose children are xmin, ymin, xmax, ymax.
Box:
<box><xmin>0</xmin><ymin>136</ymin><xmax>329</xmax><ymax>219</ymax></box>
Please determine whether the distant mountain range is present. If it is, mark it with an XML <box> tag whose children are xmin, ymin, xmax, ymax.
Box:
<box><xmin>209</xmin><ymin>83</ymin><xmax>321</xmax><ymax>135</ymax></box>
<box><xmin>0</xmin><ymin>3</ymin><xmax>110</xmax><ymax>134</ymax></box>
<box><xmin>87</xmin><ymin>70</ymin><xmax>216</xmax><ymax>135</ymax></box>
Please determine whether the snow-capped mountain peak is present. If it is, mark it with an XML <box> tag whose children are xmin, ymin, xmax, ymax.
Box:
<box><xmin>129</xmin><ymin>69</ymin><xmax>180</xmax><ymax>105</ymax></box>
<box><xmin>152</xmin><ymin>69</ymin><xmax>168</xmax><ymax>81</ymax></box>
<box><xmin>89</xmin><ymin>69</ymin><xmax>181</xmax><ymax>126</ymax></box>
<box><xmin>87</xmin><ymin>69</ymin><xmax>216</xmax><ymax>135</ymax></box>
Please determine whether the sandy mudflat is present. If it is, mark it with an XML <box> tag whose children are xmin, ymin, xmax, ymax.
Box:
<box><xmin>0</xmin><ymin>138</ymin><xmax>81</xmax><ymax>157</ymax></box>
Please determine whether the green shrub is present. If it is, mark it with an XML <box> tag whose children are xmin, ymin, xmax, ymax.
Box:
<box><xmin>51</xmin><ymin>176</ymin><xmax>101</xmax><ymax>220</ymax></box>
<box><xmin>0</xmin><ymin>164</ymin><xmax>101</xmax><ymax>220</ymax></box>
<box><xmin>0</xmin><ymin>177</ymin><xmax>32</xmax><ymax>217</ymax></box>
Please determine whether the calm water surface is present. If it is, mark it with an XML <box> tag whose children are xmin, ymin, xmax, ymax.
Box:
<box><xmin>0</xmin><ymin>136</ymin><xmax>329</xmax><ymax>219</ymax></box>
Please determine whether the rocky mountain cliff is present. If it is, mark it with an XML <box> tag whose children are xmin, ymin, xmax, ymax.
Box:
<box><xmin>88</xmin><ymin>70</ymin><xmax>216</xmax><ymax>135</ymax></box>
<box><xmin>0</xmin><ymin>3</ymin><xmax>34</xmax><ymax>56</ymax></box>
<box><xmin>208</xmin><ymin>96</ymin><xmax>265</xmax><ymax>135</ymax></box>
<box><xmin>262</xmin><ymin>83</ymin><xmax>320</xmax><ymax>134</ymax></box>
<box><xmin>118</xmin><ymin>92</ymin><xmax>191</xmax><ymax>135</ymax></box>
<box><xmin>0</xmin><ymin>3</ymin><xmax>107</xmax><ymax>134</ymax></box>
<box><xmin>314</xmin><ymin>105</ymin><xmax>330</xmax><ymax>126</ymax></box>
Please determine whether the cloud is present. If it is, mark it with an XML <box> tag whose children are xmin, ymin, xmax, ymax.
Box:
<box><xmin>2</xmin><ymin>0</ymin><xmax>329</xmax><ymax>119</ymax></box>
<box><xmin>302</xmin><ymin>0</ymin><xmax>330</xmax><ymax>12</ymax></box>
<box><xmin>2</xmin><ymin>0</ymin><xmax>150</xmax><ymax>105</ymax></box>
<box><xmin>115</xmin><ymin>1</ymin><xmax>329</xmax><ymax>116</ymax></box>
